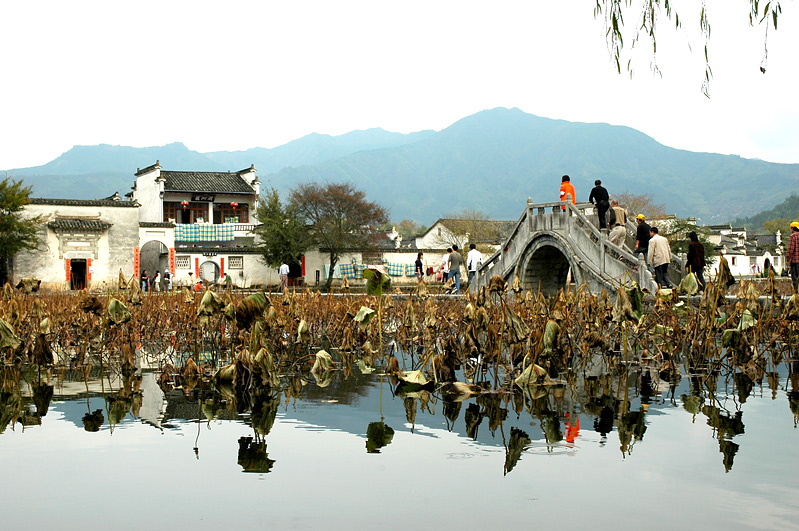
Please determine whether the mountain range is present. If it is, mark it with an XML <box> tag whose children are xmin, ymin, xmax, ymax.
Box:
<box><xmin>7</xmin><ymin>107</ymin><xmax>797</xmax><ymax>225</ymax></box>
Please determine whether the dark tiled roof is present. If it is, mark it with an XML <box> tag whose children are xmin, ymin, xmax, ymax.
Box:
<box><xmin>162</xmin><ymin>171</ymin><xmax>256</xmax><ymax>194</ymax></box>
<box><xmin>31</xmin><ymin>198</ymin><xmax>138</xmax><ymax>208</ymax></box>
<box><xmin>47</xmin><ymin>219</ymin><xmax>112</xmax><ymax>231</ymax></box>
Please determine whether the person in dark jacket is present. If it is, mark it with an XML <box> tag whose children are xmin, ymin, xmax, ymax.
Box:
<box><xmin>589</xmin><ymin>179</ymin><xmax>610</xmax><ymax>229</ymax></box>
<box><xmin>634</xmin><ymin>214</ymin><xmax>651</xmax><ymax>262</ymax></box>
<box><xmin>686</xmin><ymin>231</ymin><xmax>706</xmax><ymax>290</ymax></box>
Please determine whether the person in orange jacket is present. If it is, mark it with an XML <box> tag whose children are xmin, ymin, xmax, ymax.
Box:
<box><xmin>559</xmin><ymin>175</ymin><xmax>576</xmax><ymax>211</ymax></box>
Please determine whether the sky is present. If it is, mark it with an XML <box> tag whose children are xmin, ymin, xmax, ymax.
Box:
<box><xmin>1</xmin><ymin>0</ymin><xmax>798</xmax><ymax>170</ymax></box>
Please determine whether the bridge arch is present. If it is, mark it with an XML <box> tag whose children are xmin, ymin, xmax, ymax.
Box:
<box><xmin>518</xmin><ymin>233</ymin><xmax>583</xmax><ymax>296</ymax></box>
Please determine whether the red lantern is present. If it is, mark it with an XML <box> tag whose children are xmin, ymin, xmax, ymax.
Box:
<box><xmin>181</xmin><ymin>200</ymin><xmax>189</xmax><ymax>209</ymax></box>
<box><xmin>230</xmin><ymin>202</ymin><xmax>238</xmax><ymax>208</ymax></box>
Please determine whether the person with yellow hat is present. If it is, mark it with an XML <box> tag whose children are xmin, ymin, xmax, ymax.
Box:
<box><xmin>634</xmin><ymin>214</ymin><xmax>651</xmax><ymax>262</ymax></box>
<box><xmin>789</xmin><ymin>221</ymin><xmax>799</xmax><ymax>292</ymax></box>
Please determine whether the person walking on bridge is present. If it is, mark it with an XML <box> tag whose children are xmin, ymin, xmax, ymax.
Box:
<box><xmin>634</xmin><ymin>214</ymin><xmax>651</xmax><ymax>262</ymax></box>
<box><xmin>466</xmin><ymin>243</ymin><xmax>482</xmax><ymax>286</ymax></box>
<box><xmin>608</xmin><ymin>199</ymin><xmax>627</xmax><ymax>247</ymax></box>
<box><xmin>647</xmin><ymin>226</ymin><xmax>673</xmax><ymax>290</ymax></box>
<box><xmin>686</xmin><ymin>231</ymin><xmax>706</xmax><ymax>291</ymax></box>
<box><xmin>559</xmin><ymin>175</ymin><xmax>576</xmax><ymax>211</ymax></box>
<box><xmin>447</xmin><ymin>244</ymin><xmax>464</xmax><ymax>294</ymax></box>
<box><xmin>589</xmin><ymin>179</ymin><xmax>610</xmax><ymax>229</ymax></box>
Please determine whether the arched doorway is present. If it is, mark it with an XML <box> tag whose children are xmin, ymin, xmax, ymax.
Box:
<box><xmin>520</xmin><ymin>235</ymin><xmax>580</xmax><ymax>296</ymax></box>
<box><xmin>200</xmin><ymin>260</ymin><xmax>220</xmax><ymax>283</ymax></box>
<box><xmin>140</xmin><ymin>240</ymin><xmax>169</xmax><ymax>278</ymax></box>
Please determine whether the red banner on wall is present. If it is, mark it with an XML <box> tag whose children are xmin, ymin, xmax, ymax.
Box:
<box><xmin>220</xmin><ymin>257</ymin><xmax>225</xmax><ymax>277</ymax></box>
<box><xmin>65</xmin><ymin>259</ymin><xmax>71</xmax><ymax>282</ymax></box>
<box><xmin>301</xmin><ymin>255</ymin><xmax>306</xmax><ymax>276</ymax></box>
<box><xmin>169</xmin><ymin>248</ymin><xmax>176</xmax><ymax>275</ymax></box>
<box><xmin>195</xmin><ymin>257</ymin><xmax>200</xmax><ymax>277</ymax></box>
<box><xmin>87</xmin><ymin>258</ymin><xmax>92</xmax><ymax>283</ymax></box>
<box><xmin>134</xmin><ymin>247</ymin><xmax>140</xmax><ymax>278</ymax></box>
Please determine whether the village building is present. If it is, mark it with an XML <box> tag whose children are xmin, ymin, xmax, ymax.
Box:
<box><xmin>130</xmin><ymin>161</ymin><xmax>274</xmax><ymax>288</ymax></box>
<box><xmin>705</xmin><ymin>224</ymin><xmax>784</xmax><ymax>277</ymax></box>
<box><xmin>13</xmin><ymin>195</ymin><xmax>139</xmax><ymax>289</ymax></box>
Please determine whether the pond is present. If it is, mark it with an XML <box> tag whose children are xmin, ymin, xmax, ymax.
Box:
<box><xmin>2</xmin><ymin>356</ymin><xmax>797</xmax><ymax>530</ymax></box>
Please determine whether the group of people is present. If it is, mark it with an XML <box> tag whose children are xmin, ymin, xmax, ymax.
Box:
<box><xmin>139</xmin><ymin>269</ymin><xmax>235</xmax><ymax>293</ymax></box>
<box><xmin>414</xmin><ymin>242</ymin><xmax>483</xmax><ymax>295</ymax></box>
<box><xmin>139</xmin><ymin>269</ymin><xmax>172</xmax><ymax>292</ymax></box>
<box><xmin>572</xmin><ymin>175</ymin><xmax>709</xmax><ymax>292</ymax></box>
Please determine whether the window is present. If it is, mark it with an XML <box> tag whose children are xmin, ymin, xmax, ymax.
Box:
<box><xmin>176</xmin><ymin>255</ymin><xmax>190</xmax><ymax>269</ymax></box>
<box><xmin>731</xmin><ymin>257</ymin><xmax>737</xmax><ymax>266</ymax></box>
<box><xmin>749</xmin><ymin>256</ymin><xmax>757</xmax><ymax>265</ymax></box>
<box><xmin>213</xmin><ymin>203</ymin><xmax>249</xmax><ymax>224</ymax></box>
<box><xmin>228</xmin><ymin>256</ymin><xmax>244</xmax><ymax>269</ymax></box>
<box><xmin>164</xmin><ymin>202</ymin><xmax>208</xmax><ymax>223</ymax></box>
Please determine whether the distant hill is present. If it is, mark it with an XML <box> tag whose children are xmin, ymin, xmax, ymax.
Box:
<box><xmin>6</xmin><ymin>108</ymin><xmax>798</xmax><ymax>224</ymax></box>
<box><xmin>732</xmin><ymin>194</ymin><xmax>799</xmax><ymax>232</ymax></box>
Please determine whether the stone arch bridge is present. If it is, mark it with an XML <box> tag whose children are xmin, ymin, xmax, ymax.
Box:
<box><xmin>472</xmin><ymin>200</ymin><xmax>683</xmax><ymax>295</ymax></box>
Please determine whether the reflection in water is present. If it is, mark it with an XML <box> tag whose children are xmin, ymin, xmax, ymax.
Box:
<box><xmin>237</xmin><ymin>436</ymin><xmax>275</xmax><ymax>473</ymax></box>
<box><xmin>366</xmin><ymin>421</ymin><xmax>394</xmax><ymax>453</ymax></box>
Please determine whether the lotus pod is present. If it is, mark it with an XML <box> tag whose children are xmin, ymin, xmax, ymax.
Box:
<box><xmin>107</xmin><ymin>298</ymin><xmax>132</xmax><ymax>325</ymax></box>
<box><xmin>197</xmin><ymin>289</ymin><xmax>224</xmax><ymax>317</ymax></box>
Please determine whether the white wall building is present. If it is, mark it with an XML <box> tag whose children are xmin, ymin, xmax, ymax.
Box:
<box><xmin>130</xmin><ymin>161</ymin><xmax>273</xmax><ymax>288</ymax></box>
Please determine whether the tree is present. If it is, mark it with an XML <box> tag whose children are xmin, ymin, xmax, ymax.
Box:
<box><xmin>434</xmin><ymin>209</ymin><xmax>503</xmax><ymax>255</ymax></box>
<box><xmin>595</xmin><ymin>1</ymin><xmax>782</xmax><ymax>94</ymax></box>
<box><xmin>661</xmin><ymin>218</ymin><xmax>717</xmax><ymax>263</ymax></box>
<box><xmin>0</xmin><ymin>178</ymin><xmax>43</xmax><ymax>285</ymax></box>
<box><xmin>763</xmin><ymin>218</ymin><xmax>790</xmax><ymax>239</ymax></box>
<box><xmin>614</xmin><ymin>192</ymin><xmax>666</xmax><ymax>219</ymax></box>
<box><xmin>254</xmin><ymin>187</ymin><xmax>310</xmax><ymax>270</ymax></box>
<box><xmin>289</xmin><ymin>182</ymin><xmax>388</xmax><ymax>290</ymax></box>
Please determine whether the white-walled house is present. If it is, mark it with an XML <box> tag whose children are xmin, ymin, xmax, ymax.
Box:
<box><xmin>705</xmin><ymin>225</ymin><xmax>784</xmax><ymax>278</ymax></box>
<box><xmin>130</xmin><ymin>161</ymin><xmax>275</xmax><ymax>287</ymax></box>
<box><xmin>13</xmin><ymin>196</ymin><xmax>140</xmax><ymax>290</ymax></box>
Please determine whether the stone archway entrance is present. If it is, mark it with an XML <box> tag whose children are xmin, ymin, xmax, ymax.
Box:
<box><xmin>199</xmin><ymin>260</ymin><xmax>220</xmax><ymax>283</ymax></box>
<box><xmin>140</xmin><ymin>240</ymin><xmax>169</xmax><ymax>278</ymax></box>
<box><xmin>519</xmin><ymin>235</ymin><xmax>579</xmax><ymax>296</ymax></box>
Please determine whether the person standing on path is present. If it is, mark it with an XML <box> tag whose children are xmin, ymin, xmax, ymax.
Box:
<box><xmin>559</xmin><ymin>175</ymin><xmax>576</xmax><ymax>211</ymax></box>
<box><xmin>466</xmin><ymin>243</ymin><xmax>482</xmax><ymax>286</ymax></box>
<box><xmin>608</xmin><ymin>199</ymin><xmax>627</xmax><ymax>247</ymax></box>
<box><xmin>439</xmin><ymin>248</ymin><xmax>451</xmax><ymax>283</ymax></box>
<box><xmin>634</xmin><ymin>214</ymin><xmax>651</xmax><ymax>263</ymax></box>
<box><xmin>140</xmin><ymin>270</ymin><xmax>149</xmax><ymax>292</ymax></box>
<box><xmin>447</xmin><ymin>244</ymin><xmax>464</xmax><ymax>294</ymax></box>
<box><xmin>415</xmin><ymin>252</ymin><xmax>425</xmax><ymax>283</ymax></box>
<box><xmin>686</xmin><ymin>231</ymin><xmax>706</xmax><ymax>290</ymax></box>
<box><xmin>589</xmin><ymin>180</ymin><xmax>610</xmax><ymax>229</ymax></box>
<box><xmin>278</xmin><ymin>260</ymin><xmax>289</xmax><ymax>292</ymax></box>
<box><xmin>788</xmin><ymin>222</ymin><xmax>799</xmax><ymax>293</ymax></box>
<box><xmin>647</xmin><ymin>226</ymin><xmax>673</xmax><ymax>289</ymax></box>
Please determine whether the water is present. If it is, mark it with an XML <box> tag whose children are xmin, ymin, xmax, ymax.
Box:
<box><xmin>1</xmin><ymin>360</ymin><xmax>798</xmax><ymax>530</ymax></box>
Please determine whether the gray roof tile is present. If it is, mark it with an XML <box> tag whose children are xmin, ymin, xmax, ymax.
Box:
<box><xmin>162</xmin><ymin>171</ymin><xmax>256</xmax><ymax>194</ymax></box>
